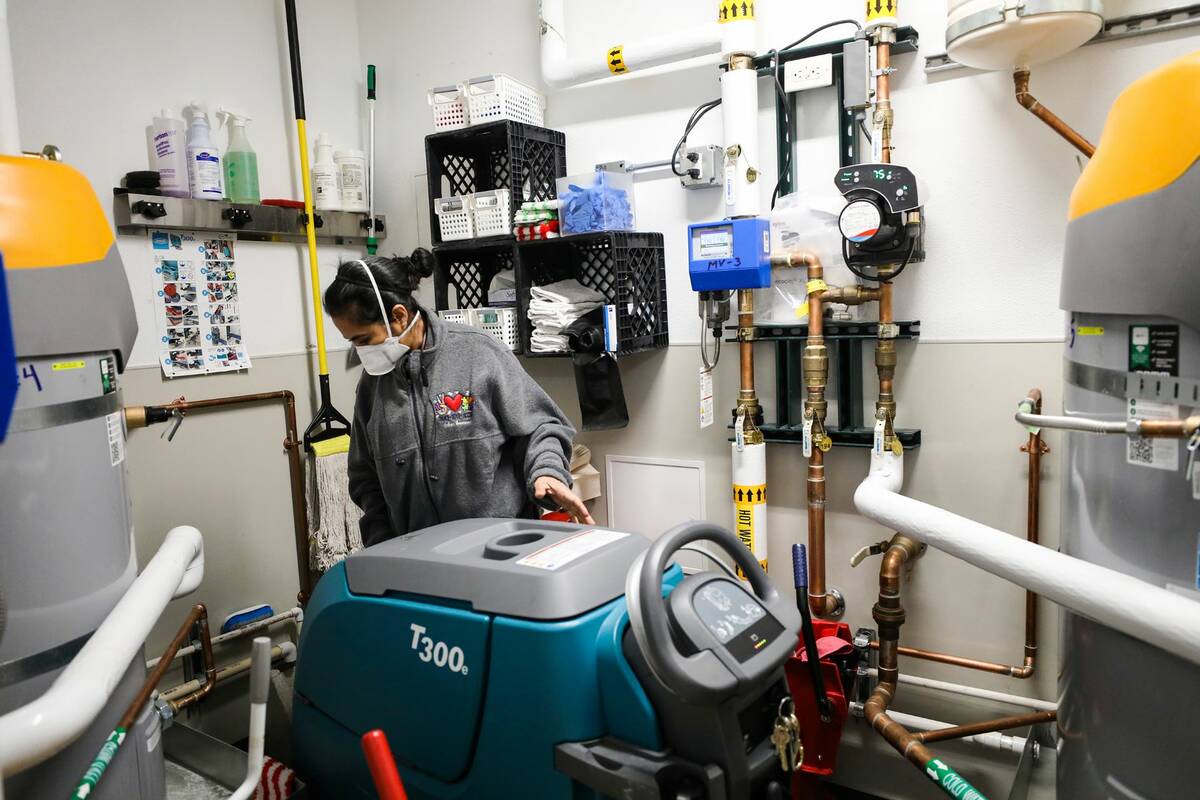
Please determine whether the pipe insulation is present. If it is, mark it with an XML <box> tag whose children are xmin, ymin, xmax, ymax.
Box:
<box><xmin>732</xmin><ymin>440</ymin><xmax>768</xmax><ymax>570</ymax></box>
<box><xmin>0</xmin><ymin>526</ymin><xmax>205</xmax><ymax>776</ymax></box>
<box><xmin>866</xmin><ymin>669</ymin><xmax>1057</xmax><ymax>712</ymax></box>
<box><xmin>0</xmin><ymin>0</ymin><xmax>21</xmax><ymax>154</ymax></box>
<box><xmin>854</xmin><ymin>451</ymin><xmax>1200</xmax><ymax>668</ymax></box>
<box><xmin>145</xmin><ymin>606</ymin><xmax>303</xmax><ymax>670</ymax></box>
<box><xmin>720</xmin><ymin>64</ymin><xmax>760</xmax><ymax>218</ymax></box>
<box><xmin>538</xmin><ymin>0</ymin><xmax>721</xmax><ymax>88</ymax></box>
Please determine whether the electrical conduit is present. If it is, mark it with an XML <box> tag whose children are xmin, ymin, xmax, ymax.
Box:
<box><xmin>0</xmin><ymin>526</ymin><xmax>205</xmax><ymax>776</ymax></box>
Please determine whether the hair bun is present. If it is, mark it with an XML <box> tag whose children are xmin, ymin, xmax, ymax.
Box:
<box><xmin>408</xmin><ymin>247</ymin><xmax>436</xmax><ymax>280</ymax></box>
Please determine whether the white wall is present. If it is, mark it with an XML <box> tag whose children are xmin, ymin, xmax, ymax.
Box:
<box><xmin>8</xmin><ymin>0</ymin><xmax>367</xmax><ymax>367</ymax></box>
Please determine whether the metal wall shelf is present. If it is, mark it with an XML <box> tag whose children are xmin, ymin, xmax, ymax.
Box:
<box><xmin>113</xmin><ymin>192</ymin><xmax>386</xmax><ymax>246</ymax></box>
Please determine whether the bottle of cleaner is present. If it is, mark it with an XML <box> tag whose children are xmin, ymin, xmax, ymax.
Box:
<box><xmin>145</xmin><ymin>109</ymin><xmax>190</xmax><ymax>197</ymax></box>
<box><xmin>335</xmin><ymin>148</ymin><xmax>368</xmax><ymax>212</ymax></box>
<box><xmin>184</xmin><ymin>102</ymin><xmax>223</xmax><ymax>201</ymax></box>
<box><xmin>312</xmin><ymin>133</ymin><xmax>342</xmax><ymax>211</ymax></box>
<box><xmin>216</xmin><ymin>108</ymin><xmax>260</xmax><ymax>204</ymax></box>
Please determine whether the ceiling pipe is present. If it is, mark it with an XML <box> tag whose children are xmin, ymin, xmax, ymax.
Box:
<box><xmin>0</xmin><ymin>0</ymin><xmax>21</xmax><ymax>154</ymax></box>
<box><xmin>539</xmin><ymin>0</ymin><xmax>722</xmax><ymax>89</ymax></box>
<box><xmin>854</xmin><ymin>450</ymin><xmax>1200</xmax><ymax>669</ymax></box>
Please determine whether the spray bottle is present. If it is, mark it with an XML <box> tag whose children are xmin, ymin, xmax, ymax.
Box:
<box><xmin>184</xmin><ymin>102</ymin><xmax>223</xmax><ymax>201</ymax></box>
<box><xmin>312</xmin><ymin>132</ymin><xmax>341</xmax><ymax>211</ymax></box>
<box><xmin>146</xmin><ymin>108</ymin><xmax>190</xmax><ymax>197</ymax></box>
<box><xmin>216</xmin><ymin>107</ymin><xmax>260</xmax><ymax>204</ymax></box>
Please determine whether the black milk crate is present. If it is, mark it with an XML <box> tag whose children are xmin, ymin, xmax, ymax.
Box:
<box><xmin>515</xmin><ymin>232</ymin><xmax>669</xmax><ymax>357</ymax></box>
<box><xmin>425</xmin><ymin>121</ymin><xmax>567</xmax><ymax>245</ymax></box>
<box><xmin>432</xmin><ymin>236</ymin><xmax>516</xmax><ymax>310</ymax></box>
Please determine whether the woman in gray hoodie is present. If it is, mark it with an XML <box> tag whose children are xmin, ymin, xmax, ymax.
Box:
<box><xmin>324</xmin><ymin>250</ymin><xmax>592</xmax><ymax>547</ymax></box>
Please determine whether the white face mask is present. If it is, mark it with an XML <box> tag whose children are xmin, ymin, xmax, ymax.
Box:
<box><xmin>352</xmin><ymin>260</ymin><xmax>420</xmax><ymax>376</ymax></box>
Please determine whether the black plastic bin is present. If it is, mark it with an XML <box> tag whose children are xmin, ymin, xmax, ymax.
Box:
<box><xmin>425</xmin><ymin>121</ymin><xmax>567</xmax><ymax>246</ymax></box>
<box><xmin>515</xmin><ymin>232</ymin><xmax>669</xmax><ymax>357</ymax></box>
<box><xmin>432</xmin><ymin>237</ymin><xmax>516</xmax><ymax>311</ymax></box>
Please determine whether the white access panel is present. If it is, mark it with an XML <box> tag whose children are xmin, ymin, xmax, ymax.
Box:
<box><xmin>605</xmin><ymin>455</ymin><xmax>708</xmax><ymax>571</ymax></box>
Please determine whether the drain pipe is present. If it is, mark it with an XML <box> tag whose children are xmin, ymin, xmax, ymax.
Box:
<box><xmin>854</xmin><ymin>449</ymin><xmax>1200</xmax><ymax>668</ymax></box>
<box><xmin>539</xmin><ymin>0</ymin><xmax>722</xmax><ymax>88</ymax></box>
<box><xmin>1013</xmin><ymin>69</ymin><xmax>1095</xmax><ymax>158</ymax></box>
<box><xmin>732</xmin><ymin>288</ymin><xmax>768</xmax><ymax>572</ymax></box>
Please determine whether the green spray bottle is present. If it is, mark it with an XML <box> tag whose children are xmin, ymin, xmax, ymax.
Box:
<box><xmin>216</xmin><ymin>108</ymin><xmax>260</xmax><ymax>203</ymax></box>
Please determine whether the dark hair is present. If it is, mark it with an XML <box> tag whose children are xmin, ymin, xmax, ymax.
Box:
<box><xmin>323</xmin><ymin>249</ymin><xmax>436</xmax><ymax>325</ymax></box>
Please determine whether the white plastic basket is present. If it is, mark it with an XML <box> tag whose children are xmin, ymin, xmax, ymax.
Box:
<box><xmin>465</xmin><ymin>74</ymin><xmax>545</xmax><ymax>127</ymax></box>
<box><xmin>470</xmin><ymin>307</ymin><xmax>519</xmax><ymax>351</ymax></box>
<box><xmin>434</xmin><ymin>196</ymin><xmax>474</xmax><ymax>242</ymax></box>
<box><xmin>428</xmin><ymin>84</ymin><xmax>470</xmax><ymax>131</ymax></box>
<box><xmin>470</xmin><ymin>189</ymin><xmax>513</xmax><ymax>237</ymax></box>
<box><xmin>438</xmin><ymin>309</ymin><xmax>469</xmax><ymax>326</ymax></box>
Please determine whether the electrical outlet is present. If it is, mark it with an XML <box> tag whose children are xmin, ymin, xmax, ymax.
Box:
<box><xmin>785</xmin><ymin>53</ymin><xmax>834</xmax><ymax>93</ymax></box>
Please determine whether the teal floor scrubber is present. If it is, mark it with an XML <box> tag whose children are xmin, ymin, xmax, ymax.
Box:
<box><xmin>292</xmin><ymin>519</ymin><xmax>802</xmax><ymax>798</ymax></box>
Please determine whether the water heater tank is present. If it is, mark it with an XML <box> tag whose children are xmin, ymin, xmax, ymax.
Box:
<box><xmin>945</xmin><ymin>0</ymin><xmax>1103</xmax><ymax>71</ymax></box>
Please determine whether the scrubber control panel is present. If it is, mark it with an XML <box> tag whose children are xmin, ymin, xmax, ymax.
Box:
<box><xmin>689</xmin><ymin>579</ymin><xmax>786</xmax><ymax>664</ymax></box>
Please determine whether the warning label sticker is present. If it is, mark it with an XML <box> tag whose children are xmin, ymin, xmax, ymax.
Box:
<box><xmin>106</xmin><ymin>411</ymin><xmax>126</xmax><ymax>467</ymax></box>
<box><xmin>733</xmin><ymin>483</ymin><xmax>766</xmax><ymax>576</ymax></box>
<box><xmin>1129</xmin><ymin>324</ymin><xmax>1179</xmax><ymax>376</ymax></box>
<box><xmin>1127</xmin><ymin>398</ymin><xmax>1179</xmax><ymax>472</ymax></box>
<box><xmin>516</xmin><ymin>529</ymin><xmax>628</xmax><ymax>571</ymax></box>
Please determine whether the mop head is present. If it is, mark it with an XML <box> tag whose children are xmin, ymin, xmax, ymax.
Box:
<box><xmin>307</xmin><ymin>435</ymin><xmax>364</xmax><ymax>572</ymax></box>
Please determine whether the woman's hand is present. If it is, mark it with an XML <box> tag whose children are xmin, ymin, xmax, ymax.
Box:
<box><xmin>534</xmin><ymin>476</ymin><xmax>595</xmax><ymax>525</ymax></box>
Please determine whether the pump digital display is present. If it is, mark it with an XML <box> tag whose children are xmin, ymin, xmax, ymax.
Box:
<box><xmin>694</xmin><ymin>225</ymin><xmax>734</xmax><ymax>260</ymax></box>
<box><xmin>692</xmin><ymin>580</ymin><xmax>785</xmax><ymax>663</ymax></box>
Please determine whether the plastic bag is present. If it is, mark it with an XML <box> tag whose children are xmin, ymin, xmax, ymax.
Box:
<box><xmin>756</xmin><ymin>195</ymin><xmax>859</xmax><ymax>324</ymax></box>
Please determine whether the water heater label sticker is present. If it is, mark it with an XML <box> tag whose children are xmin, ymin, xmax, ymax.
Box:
<box><xmin>516</xmin><ymin>529</ymin><xmax>629</xmax><ymax>571</ymax></box>
<box><xmin>1129</xmin><ymin>324</ymin><xmax>1179</xmax><ymax>376</ymax></box>
<box><xmin>105</xmin><ymin>411</ymin><xmax>125</xmax><ymax>467</ymax></box>
<box><xmin>51</xmin><ymin>360</ymin><xmax>85</xmax><ymax>371</ymax></box>
<box><xmin>1126</xmin><ymin>398</ymin><xmax>1179</xmax><ymax>471</ymax></box>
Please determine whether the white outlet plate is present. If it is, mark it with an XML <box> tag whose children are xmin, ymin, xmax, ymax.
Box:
<box><xmin>784</xmin><ymin>53</ymin><xmax>834</xmax><ymax>92</ymax></box>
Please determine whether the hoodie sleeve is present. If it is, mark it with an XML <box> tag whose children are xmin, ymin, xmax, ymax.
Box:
<box><xmin>485</xmin><ymin>342</ymin><xmax>575</xmax><ymax>496</ymax></box>
<box><xmin>347</xmin><ymin>379</ymin><xmax>395</xmax><ymax>547</ymax></box>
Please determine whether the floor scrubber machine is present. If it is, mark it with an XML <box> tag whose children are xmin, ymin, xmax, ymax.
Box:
<box><xmin>292</xmin><ymin>519</ymin><xmax>803</xmax><ymax>798</ymax></box>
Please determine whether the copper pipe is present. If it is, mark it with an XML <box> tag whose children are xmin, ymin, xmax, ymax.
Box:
<box><xmin>1013</xmin><ymin>69</ymin><xmax>1095</xmax><ymax>158</ymax></box>
<box><xmin>738</xmin><ymin>289</ymin><xmax>755</xmax><ymax>395</ymax></box>
<box><xmin>875</xmin><ymin>40</ymin><xmax>893</xmax><ymax>164</ymax></box>
<box><xmin>868</xmin><ymin>641</ymin><xmax>1027</xmax><ymax>677</ymax></box>
<box><xmin>823</xmin><ymin>285</ymin><xmax>882</xmax><ymax>305</ymax></box>
<box><xmin>1139</xmin><ymin>416</ymin><xmax>1200</xmax><ymax>437</ymax></box>
<box><xmin>131</xmin><ymin>391</ymin><xmax>315</xmax><ymax>604</ymax></box>
<box><xmin>914</xmin><ymin>710</ymin><xmax>1057</xmax><ymax>744</ymax></box>
<box><xmin>116</xmin><ymin>604</ymin><xmax>211</xmax><ymax>729</ymax></box>
<box><xmin>165</xmin><ymin>606</ymin><xmax>217</xmax><ymax>713</ymax></box>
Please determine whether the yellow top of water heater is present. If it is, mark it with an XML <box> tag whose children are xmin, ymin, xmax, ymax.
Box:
<box><xmin>1069</xmin><ymin>50</ymin><xmax>1200</xmax><ymax>221</ymax></box>
<box><xmin>0</xmin><ymin>155</ymin><xmax>114</xmax><ymax>269</ymax></box>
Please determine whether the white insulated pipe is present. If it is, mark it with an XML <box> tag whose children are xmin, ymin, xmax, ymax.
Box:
<box><xmin>721</xmin><ymin>64</ymin><xmax>761</xmax><ymax>218</ymax></box>
<box><xmin>0</xmin><ymin>526</ymin><xmax>205</xmax><ymax>776</ymax></box>
<box><xmin>0</xmin><ymin>0</ymin><xmax>22</xmax><ymax>154</ymax></box>
<box><xmin>538</xmin><ymin>0</ymin><xmax>721</xmax><ymax>89</ymax></box>
<box><xmin>732</xmin><ymin>440</ymin><xmax>768</xmax><ymax>570</ymax></box>
<box><xmin>867</xmin><ymin>669</ymin><xmax>1058</xmax><ymax>713</ymax></box>
<box><xmin>850</xmin><ymin>704</ymin><xmax>1029</xmax><ymax>754</ymax></box>
<box><xmin>854</xmin><ymin>450</ymin><xmax>1200</xmax><ymax>668</ymax></box>
<box><xmin>226</xmin><ymin>638</ymin><xmax>272</xmax><ymax>800</ymax></box>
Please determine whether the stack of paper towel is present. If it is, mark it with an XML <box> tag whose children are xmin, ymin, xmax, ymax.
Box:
<box><xmin>528</xmin><ymin>278</ymin><xmax>604</xmax><ymax>353</ymax></box>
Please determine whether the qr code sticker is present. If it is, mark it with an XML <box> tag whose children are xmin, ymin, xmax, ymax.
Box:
<box><xmin>1129</xmin><ymin>437</ymin><xmax>1155</xmax><ymax>466</ymax></box>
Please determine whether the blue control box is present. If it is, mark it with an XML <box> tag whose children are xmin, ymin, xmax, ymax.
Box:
<box><xmin>0</xmin><ymin>255</ymin><xmax>16</xmax><ymax>442</ymax></box>
<box><xmin>687</xmin><ymin>218</ymin><xmax>772</xmax><ymax>291</ymax></box>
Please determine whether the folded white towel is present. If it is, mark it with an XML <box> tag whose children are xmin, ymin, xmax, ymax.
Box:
<box><xmin>530</xmin><ymin>279</ymin><xmax>605</xmax><ymax>306</ymax></box>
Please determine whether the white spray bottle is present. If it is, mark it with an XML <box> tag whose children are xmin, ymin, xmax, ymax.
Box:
<box><xmin>184</xmin><ymin>102</ymin><xmax>223</xmax><ymax>200</ymax></box>
<box><xmin>312</xmin><ymin>132</ymin><xmax>342</xmax><ymax>211</ymax></box>
<box><xmin>146</xmin><ymin>108</ymin><xmax>190</xmax><ymax>197</ymax></box>
<box><xmin>216</xmin><ymin>107</ymin><xmax>260</xmax><ymax>204</ymax></box>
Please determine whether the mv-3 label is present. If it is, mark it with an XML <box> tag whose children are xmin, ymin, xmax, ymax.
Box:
<box><xmin>409</xmin><ymin>624</ymin><xmax>468</xmax><ymax>676</ymax></box>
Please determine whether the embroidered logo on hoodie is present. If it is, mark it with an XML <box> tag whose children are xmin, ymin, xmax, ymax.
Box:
<box><xmin>432</xmin><ymin>390</ymin><xmax>475</xmax><ymax>425</ymax></box>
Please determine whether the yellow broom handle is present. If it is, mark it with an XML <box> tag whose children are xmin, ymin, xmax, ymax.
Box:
<box><xmin>295</xmin><ymin>118</ymin><xmax>328</xmax><ymax>377</ymax></box>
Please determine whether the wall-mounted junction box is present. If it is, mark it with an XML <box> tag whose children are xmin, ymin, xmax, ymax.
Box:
<box><xmin>678</xmin><ymin>145</ymin><xmax>723</xmax><ymax>190</ymax></box>
<box><xmin>784</xmin><ymin>53</ymin><xmax>834</xmax><ymax>92</ymax></box>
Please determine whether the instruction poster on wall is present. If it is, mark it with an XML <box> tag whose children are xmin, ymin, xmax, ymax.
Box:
<box><xmin>150</xmin><ymin>229</ymin><xmax>250</xmax><ymax>378</ymax></box>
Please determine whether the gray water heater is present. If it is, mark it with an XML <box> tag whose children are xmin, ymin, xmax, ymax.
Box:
<box><xmin>0</xmin><ymin>155</ymin><xmax>162</xmax><ymax>798</ymax></box>
<box><xmin>1057</xmin><ymin>53</ymin><xmax>1200</xmax><ymax>800</ymax></box>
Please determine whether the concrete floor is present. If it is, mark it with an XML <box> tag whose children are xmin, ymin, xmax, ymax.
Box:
<box><xmin>165</xmin><ymin>760</ymin><xmax>231</xmax><ymax>799</ymax></box>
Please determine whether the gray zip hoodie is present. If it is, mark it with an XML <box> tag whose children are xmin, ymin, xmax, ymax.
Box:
<box><xmin>348</xmin><ymin>309</ymin><xmax>575</xmax><ymax>547</ymax></box>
